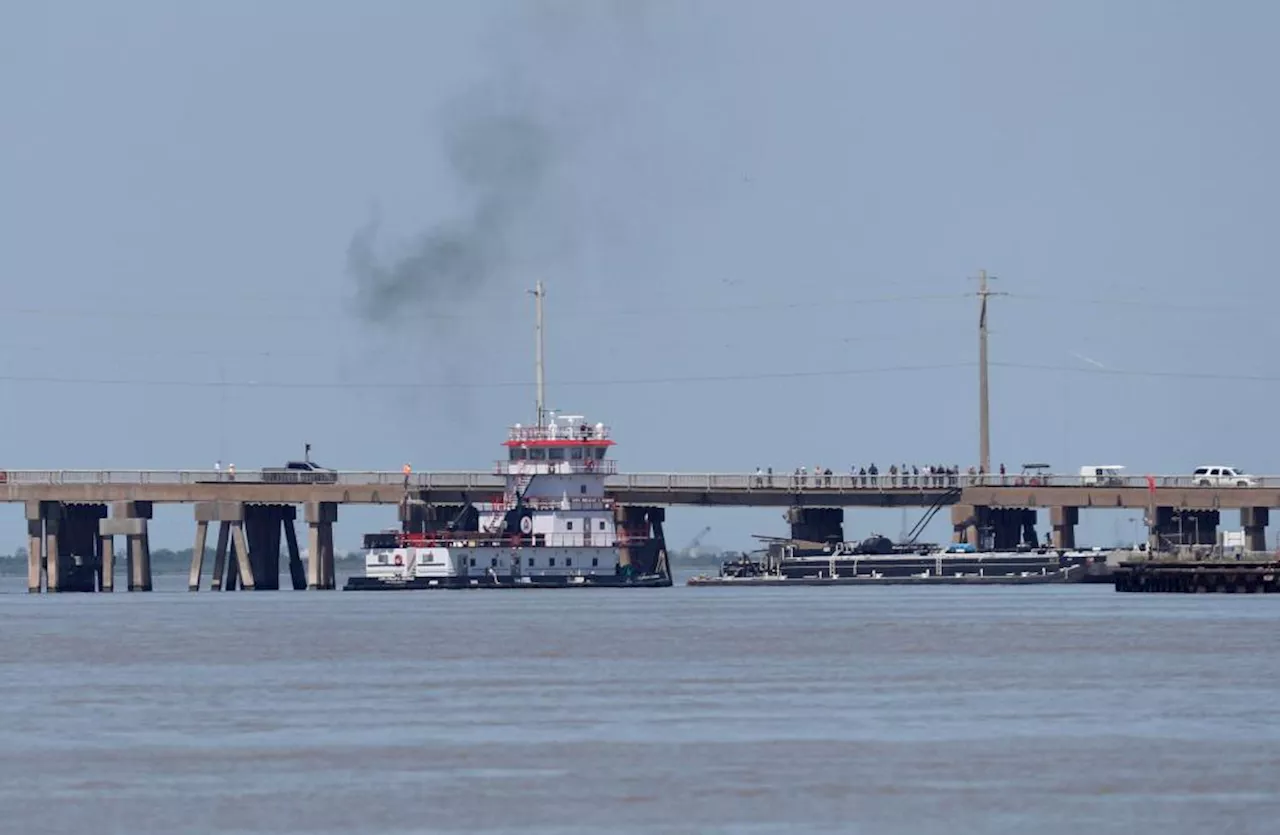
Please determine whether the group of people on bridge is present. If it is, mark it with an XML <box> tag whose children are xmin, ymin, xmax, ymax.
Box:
<box><xmin>752</xmin><ymin>463</ymin><xmax>1012</xmax><ymax>489</ymax></box>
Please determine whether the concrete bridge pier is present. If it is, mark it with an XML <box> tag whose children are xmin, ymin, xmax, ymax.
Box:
<box><xmin>305</xmin><ymin>502</ymin><xmax>337</xmax><ymax>590</ymax></box>
<box><xmin>98</xmin><ymin>502</ymin><xmax>154</xmax><ymax>591</ymax></box>
<box><xmin>1177</xmin><ymin>510</ymin><xmax>1219</xmax><ymax>546</ymax></box>
<box><xmin>1242</xmin><ymin>507</ymin><xmax>1269</xmax><ymax>552</ymax></box>
<box><xmin>1051</xmin><ymin>506</ymin><xmax>1078</xmax><ymax>550</ymax></box>
<box><xmin>29</xmin><ymin>501</ymin><xmax>109</xmax><ymax>592</ymax></box>
<box><xmin>787</xmin><ymin>507</ymin><xmax>843</xmax><ymax>544</ymax></box>
<box><xmin>242</xmin><ymin>505</ymin><xmax>302</xmax><ymax>591</ymax></box>
<box><xmin>60</xmin><ymin>504</ymin><xmax>107</xmax><ymax>592</ymax></box>
<box><xmin>25</xmin><ymin>501</ymin><xmax>48</xmax><ymax>593</ymax></box>
<box><xmin>951</xmin><ymin>504</ymin><xmax>979</xmax><ymax>547</ymax></box>
<box><xmin>614</xmin><ymin>504</ymin><xmax>632</xmax><ymax>572</ymax></box>
<box><xmin>988</xmin><ymin>508</ymin><xmax>1034</xmax><ymax>550</ymax></box>
<box><xmin>198</xmin><ymin>503</ymin><xmax>256</xmax><ymax>591</ymax></box>
<box><xmin>1150</xmin><ymin>507</ymin><xmax>1219</xmax><ymax>548</ymax></box>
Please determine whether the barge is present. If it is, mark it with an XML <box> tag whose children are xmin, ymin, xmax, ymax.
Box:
<box><xmin>687</xmin><ymin>537</ymin><xmax>1117</xmax><ymax>587</ymax></box>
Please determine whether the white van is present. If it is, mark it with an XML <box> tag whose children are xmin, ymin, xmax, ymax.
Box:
<box><xmin>1080</xmin><ymin>465</ymin><xmax>1126</xmax><ymax>486</ymax></box>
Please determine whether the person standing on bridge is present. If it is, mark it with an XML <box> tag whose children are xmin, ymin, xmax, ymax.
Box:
<box><xmin>403</xmin><ymin>462</ymin><xmax>411</xmax><ymax>488</ymax></box>
<box><xmin>228</xmin><ymin>463</ymin><xmax>235</xmax><ymax>480</ymax></box>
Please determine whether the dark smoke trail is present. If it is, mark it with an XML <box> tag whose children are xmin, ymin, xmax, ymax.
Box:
<box><xmin>347</xmin><ymin>98</ymin><xmax>553</xmax><ymax>321</ymax></box>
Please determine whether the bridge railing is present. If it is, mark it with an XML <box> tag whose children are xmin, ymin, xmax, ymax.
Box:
<box><xmin>3</xmin><ymin>470</ymin><xmax>1280</xmax><ymax>490</ymax></box>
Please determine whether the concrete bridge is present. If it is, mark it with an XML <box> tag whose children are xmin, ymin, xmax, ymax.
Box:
<box><xmin>7</xmin><ymin>469</ymin><xmax>1279</xmax><ymax>593</ymax></box>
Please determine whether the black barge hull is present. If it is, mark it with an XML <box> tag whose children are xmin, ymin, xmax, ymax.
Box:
<box><xmin>689</xmin><ymin>567</ymin><xmax>1082</xmax><ymax>587</ymax></box>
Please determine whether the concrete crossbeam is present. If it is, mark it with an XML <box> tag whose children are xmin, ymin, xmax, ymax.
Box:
<box><xmin>304</xmin><ymin>502</ymin><xmax>338</xmax><ymax>523</ymax></box>
<box><xmin>193</xmin><ymin>501</ymin><xmax>244</xmax><ymax>522</ymax></box>
<box><xmin>111</xmin><ymin>501</ymin><xmax>153</xmax><ymax>519</ymax></box>
<box><xmin>99</xmin><ymin>518</ymin><xmax>147</xmax><ymax>537</ymax></box>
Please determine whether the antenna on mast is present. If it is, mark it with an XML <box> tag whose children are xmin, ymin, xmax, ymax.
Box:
<box><xmin>529</xmin><ymin>281</ymin><xmax>546</xmax><ymax>427</ymax></box>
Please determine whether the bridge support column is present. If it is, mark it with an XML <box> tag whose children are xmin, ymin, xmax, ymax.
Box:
<box><xmin>988</xmin><ymin>508</ymin><xmax>1032</xmax><ymax>550</ymax></box>
<box><xmin>193</xmin><ymin>502</ymin><xmax>256</xmax><ymax>591</ymax></box>
<box><xmin>58</xmin><ymin>504</ymin><xmax>107</xmax><ymax>592</ymax></box>
<box><xmin>99</xmin><ymin>502</ymin><xmax>153</xmax><ymax>591</ymax></box>
<box><xmin>305</xmin><ymin>502</ymin><xmax>337</xmax><ymax>590</ymax></box>
<box><xmin>1241</xmin><ymin>507</ymin><xmax>1268</xmax><ymax>552</ymax></box>
<box><xmin>1149</xmin><ymin>506</ymin><xmax>1173</xmax><ymax>552</ymax></box>
<box><xmin>786</xmin><ymin>507</ymin><xmax>844</xmax><ymax>545</ymax></box>
<box><xmin>284</xmin><ymin>512</ymin><xmax>305</xmax><ymax>590</ymax></box>
<box><xmin>100</xmin><ymin>528</ymin><xmax>114</xmax><ymax>593</ymax></box>
<box><xmin>32</xmin><ymin>502</ymin><xmax>103</xmax><ymax>593</ymax></box>
<box><xmin>1050</xmin><ymin>506</ymin><xmax>1078</xmax><ymax>550</ymax></box>
<box><xmin>614</xmin><ymin>504</ymin><xmax>632</xmax><ymax>573</ymax></box>
<box><xmin>210</xmin><ymin>521</ymin><xmax>232</xmax><ymax>590</ymax></box>
<box><xmin>1174</xmin><ymin>509</ymin><xmax>1218</xmax><ymax>546</ymax></box>
<box><xmin>45</xmin><ymin>503</ymin><xmax>62</xmax><ymax>593</ymax></box>
<box><xmin>951</xmin><ymin>504</ymin><xmax>979</xmax><ymax>547</ymax></box>
<box><xmin>25</xmin><ymin>502</ymin><xmax>46</xmax><ymax>593</ymax></box>
<box><xmin>190</xmin><ymin>521</ymin><xmax>208</xmax><ymax>591</ymax></box>
<box><xmin>244</xmin><ymin>505</ymin><xmax>295</xmax><ymax>591</ymax></box>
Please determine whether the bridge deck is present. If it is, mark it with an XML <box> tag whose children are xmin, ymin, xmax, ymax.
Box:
<box><xmin>3</xmin><ymin>470</ymin><xmax>1279</xmax><ymax>509</ymax></box>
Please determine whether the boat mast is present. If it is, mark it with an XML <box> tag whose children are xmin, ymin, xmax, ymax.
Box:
<box><xmin>531</xmin><ymin>280</ymin><xmax>546</xmax><ymax>427</ymax></box>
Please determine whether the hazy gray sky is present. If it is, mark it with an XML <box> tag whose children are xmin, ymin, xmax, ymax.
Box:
<box><xmin>3</xmin><ymin>0</ymin><xmax>1278</xmax><ymax>551</ymax></box>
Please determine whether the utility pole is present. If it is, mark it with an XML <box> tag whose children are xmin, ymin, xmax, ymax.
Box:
<box><xmin>529</xmin><ymin>281</ymin><xmax>546</xmax><ymax>427</ymax></box>
<box><xmin>973</xmin><ymin>269</ymin><xmax>1005</xmax><ymax>475</ymax></box>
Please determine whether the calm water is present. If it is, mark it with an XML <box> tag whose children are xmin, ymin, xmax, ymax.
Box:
<box><xmin>2</xmin><ymin>572</ymin><xmax>1278</xmax><ymax>834</ymax></box>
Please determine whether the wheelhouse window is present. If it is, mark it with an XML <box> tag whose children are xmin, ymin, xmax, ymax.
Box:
<box><xmin>570</xmin><ymin>447</ymin><xmax>584</xmax><ymax>460</ymax></box>
<box><xmin>548</xmin><ymin>447</ymin><xmax>566</xmax><ymax>460</ymax></box>
<box><xmin>594</xmin><ymin>448</ymin><xmax>607</xmax><ymax>460</ymax></box>
<box><xmin>529</xmin><ymin>448</ymin><xmax>546</xmax><ymax>460</ymax></box>
<box><xmin>509</xmin><ymin>448</ymin><xmax>528</xmax><ymax>460</ymax></box>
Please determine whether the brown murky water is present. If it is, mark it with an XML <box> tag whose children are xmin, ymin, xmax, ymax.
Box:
<box><xmin>2</xmin><ymin>575</ymin><xmax>1278</xmax><ymax>834</ymax></box>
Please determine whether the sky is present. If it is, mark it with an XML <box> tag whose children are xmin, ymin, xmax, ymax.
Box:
<box><xmin>2</xmin><ymin>0</ymin><xmax>1279</xmax><ymax>553</ymax></box>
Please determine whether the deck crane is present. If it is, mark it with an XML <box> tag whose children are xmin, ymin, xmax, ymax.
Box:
<box><xmin>685</xmin><ymin>526</ymin><xmax>712</xmax><ymax>556</ymax></box>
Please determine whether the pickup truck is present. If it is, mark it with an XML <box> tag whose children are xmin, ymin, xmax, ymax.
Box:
<box><xmin>262</xmin><ymin>460</ymin><xmax>338</xmax><ymax>484</ymax></box>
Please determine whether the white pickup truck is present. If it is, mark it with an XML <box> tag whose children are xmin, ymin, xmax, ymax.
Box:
<box><xmin>1191</xmin><ymin>466</ymin><xmax>1257</xmax><ymax>488</ymax></box>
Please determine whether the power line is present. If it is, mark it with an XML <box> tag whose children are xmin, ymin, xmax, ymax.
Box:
<box><xmin>0</xmin><ymin>362</ymin><xmax>972</xmax><ymax>391</ymax></box>
<box><xmin>0</xmin><ymin>293</ymin><xmax>966</xmax><ymax>323</ymax></box>
<box><xmin>994</xmin><ymin>361</ymin><xmax>1280</xmax><ymax>383</ymax></box>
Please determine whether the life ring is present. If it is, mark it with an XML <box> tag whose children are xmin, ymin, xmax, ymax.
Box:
<box><xmin>519</xmin><ymin>516</ymin><xmax>533</xmax><ymax>534</ymax></box>
<box><xmin>394</xmin><ymin>554</ymin><xmax>404</xmax><ymax>566</ymax></box>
